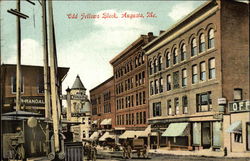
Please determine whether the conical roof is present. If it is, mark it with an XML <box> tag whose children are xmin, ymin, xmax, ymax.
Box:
<box><xmin>71</xmin><ymin>75</ymin><xmax>86</xmax><ymax>90</ymax></box>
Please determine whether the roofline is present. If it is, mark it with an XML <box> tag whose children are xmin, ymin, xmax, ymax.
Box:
<box><xmin>109</xmin><ymin>35</ymin><xmax>146</xmax><ymax>65</ymax></box>
<box><xmin>89</xmin><ymin>76</ymin><xmax>114</xmax><ymax>92</ymax></box>
<box><xmin>143</xmin><ymin>0</ymin><xmax>214</xmax><ymax>51</ymax></box>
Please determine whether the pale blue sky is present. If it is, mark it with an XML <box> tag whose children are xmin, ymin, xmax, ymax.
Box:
<box><xmin>0</xmin><ymin>0</ymin><xmax>205</xmax><ymax>93</ymax></box>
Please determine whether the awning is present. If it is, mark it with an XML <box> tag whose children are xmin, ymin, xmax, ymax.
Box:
<box><xmin>99</xmin><ymin>132</ymin><xmax>115</xmax><ymax>141</ymax></box>
<box><xmin>119</xmin><ymin>130</ymin><xmax>149</xmax><ymax>139</ymax></box>
<box><xmin>90</xmin><ymin>131</ymin><xmax>99</xmax><ymax>140</ymax></box>
<box><xmin>226</xmin><ymin>120</ymin><xmax>242</xmax><ymax>133</ymax></box>
<box><xmin>92</xmin><ymin>120</ymin><xmax>98</xmax><ymax>124</ymax></box>
<box><xmin>100</xmin><ymin>119</ymin><xmax>112</xmax><ymax>125</ymax></box>
<box><xmin>162</xmin><ymin>123</ymin><xmax>189</xmax><ymax>137</ymax></box>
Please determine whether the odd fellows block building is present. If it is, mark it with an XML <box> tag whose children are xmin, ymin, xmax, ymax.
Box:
<box><xmin>143</xmin><ymin>0</ymin><xmax>249</xmax><ymax>153</ymax></box>
<box><xmin>109</xmin><ymin>33</ymin><xmax>155</xmax><ymax>133</ymax></box>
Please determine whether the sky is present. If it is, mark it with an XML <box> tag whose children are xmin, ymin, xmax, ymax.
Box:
<box><xmin>0</xmin><ymin>0</ymin><xmax>206</xmax><ymax>95</ymax></box>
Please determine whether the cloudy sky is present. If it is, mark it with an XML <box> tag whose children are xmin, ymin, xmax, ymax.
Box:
<box><xmin>1</xmin><ymin>0</ymin><xmax>205</xmax><ymax>94</ymax></box>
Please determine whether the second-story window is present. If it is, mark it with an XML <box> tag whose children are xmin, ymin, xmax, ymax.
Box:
<box><xmin>149</xmin><ymin>61</ymin><xmax>153</xmax><ymax>75</ymax></box>
<box><xmin>173</xmin><ymin>71</ymin><xmax>179</xmax><ymax>89</ymax></box>
<box><xmin>208</xmin><ymin>29</ymin><xmax>215</xmax><ymax>49</ymax></box>
<box><xmin>182</xmin><ymin>69</ymin><xmax>187</xmax><ymax>87</ymax></box>
<box><xmin>181</xmin><ymin>44</ymin><xmax>187</xmax><ymax>61</ymax></box>
<box><xmin>153</xmin><ymin>102</ymin><xmax>161</xmax><ymax>117</ymax></box>
<box><xmin>199</xmin><ymin>34</ymin><xmax>205</xmax><ymax>53</ymax></box>
<box><xmin>166</xmin><ymin>74</ymin><xmax>171</xmax><ymax>91</ymax></box>
<box><xmin>159</xmin><ymin>77</ymin><xmax>163</xmax><ymax>93</ymax></box>
<box><xmin>192</xmin><ymin>65</ymin><xmax>198</xmax><ymax>84</ymax></box>
<box><xmin>166</xmin><ymin>52</ymin><xmax>171</xmax><ymax>68</ymax></box>
<box><xmin>154</xmin><ymin>79</ymin><xmax>159</xmax><ymax>94</ymax></box>
<box><xmin>209</xmin><ymin>58</ymin><xmax>216</xmax><ymax>79</ymax></box>
<box><xmin>200</xmin><ymin>61</ymin><xmax>206</xmax><ymax>81</ymax></box>
<box><xmin>154</xmin><ymin>59</ymin><xmax>158</xmax><ymax>73</ymax></box>
<box><xmin>167</xmin><ymin>99</ymin><xmax>172</xmax><ymax>115</ymax></box>
<box><xmin>174</xmin><ymin>97</ymin><xmax>179</xmax><ymax>115</ymax></box>
<box><xmin>150</xmin><ymin>81</ymin><xmax>154</xmax><ymax>95</ymax></box>
<box><xmin>197</xmin><ymin>91</ymin><xmax>212</xmax><ymax>112</ymax></box>
<box><xmin>182</xmin><ymin>96</ymin><xmax>188</xmax><ymax>114</ymax></box>
<box><xmin>173</xmin><ymin>48</ymin><xmax>178</xmax><ymax>65</ymax></box>
<box><xmin>158</xmin><ymin>56</ymin><xmax>162</xmax><ymax>71</ymax></box>
<box><xmin>191</xmin><ymin>38</ymin><xmax>197</xmax><ymax>56</ymax></box>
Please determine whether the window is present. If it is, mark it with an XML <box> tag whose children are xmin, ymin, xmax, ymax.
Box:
<box><xmin>181</xmin><ymin>44</ymin><xmax>187</xmax><ymax>61</ymax></box>
<box><xmin>192</xmin><ymin>65</ymin><xmax>198</xmax><ymax>84</ymax></box>
<box><xmin>154</xmin><ymin>59</ymin><xmax>158</xmax><ymax>73</ymax></box>
<box><xmin>131</xmin><ymin>95</ymin><xmax>134</xmax><ymax>106</ymax></box>
<box><xmin>191</xmin><ymin>38</ymin><xmax>197</xmax><ymax>56</ymax></box>
<box><xmin>173</xmin><ymin>48</ymin><xmax>178</xmax><ymax>65</ymax></box>
<box><xmin>149</xmin><ymin>61</ymin><xmax>153</xmax><ymax>75</ymax></box>
<box><xmin>159</xmin><ymin>77</ymin><xmax>163</xmax><ymax>93</ymax></box>
<box><xmin>199</xmin><ymin>34</ymin><xmax>205</xmax><ymax>53</ymax></box>
<box><xmin>200</xmin><ymin>62</ymin><xmax>206</xmax><ymax>81</ymax></box>
<box><xmin>182</xmin><ymin>96</ymin><xmax>188</xmax><ymax>114</ymax></box>
<box><xmin>142</xmin><ymin>91</ymin><xmax>146</xmax><ymax>104</ymax></box>
<box><xmin>166</xmin><ymin>74</ymin><xmax>171</xmax><ymax>91</ymax></box>
<box><xmin>131</xmin><ymin>77</ymin><xmax>133</xmax><ymax>88</ymax></box>
<box><xmin>196</xmin><ymin>91</ymin><xmax>212</xmax><ymax>112</ymax></box>
<box><xmin>136</xmin><ymin>94</ymin><xmax>138</xmax><ymax>106</ymax></box>
<box><xmin>150</xmin><ymin>81</ymin><xmax>154</xmax><ymax>95</ymax></box>
<box><xmin>11</xmin><ymin>76</ymin><xmax>24</xmax><ymax>93</ymax></box>
<box><xmin>166</xmin><ymin>52</ymin><xmax>171</xmax><ymax>68</ymax></box>
<box><xmin>174</xmin><ymin>98</ymin><xmax>179</xmax><ymax>115</ymax></box>
<box><xmin>132</xmin><ymin>113</ymin><xmax>134</xmax><ymax>124</ymax></box>
<box><xmin>142</xmin><ymin>53</ymin><xmax>145</xmax><ymax>63</ymax></box>
<box><xmin>136</xmin><ymin>112</ymin><xmax>139</xmax><ymax>124</ymax></box>
<box><xmin>37</xmin><ymin>77</ymin><xmax>44</xmax><ymax>94</ymax></box>
<box><xmin>173</xmin><ymin>71</ymin><xmax>179</xmax><ymax>89</ymax></box>
<box><xmin>140</xmin><ymin>112</ymin><xmax>143</xmax><ymax>124</ymax></box>
<box><xmin>234</xmin><ymin>133</ymin><xmax>242</xmax><ymax>143</ymax></box>
<box><xmin>208</xmin><ymin>29</ymin><xmax>215</xmax><ymax>49</ymax></box>
<box><xmin>143</xmin><ymin>111</ymin><xmax>146</xmax><ymax>124</ymax></box>
<box><xmin>234</xmin><ymin>88</ymin><xmax>242</xmax><ymax>101</ymax></box>
<box><xmin>182</xmin><ymin>69</ymin><xmax>187</xmax><ymax>87</ymax></box>
<box><xmin>126</xmin><ymin>114</ymin><xmax>129</xmax><ymax>125</ymax></box>
<box><xmin>167</xmin><ymin>100</ymin><xmax>172</xmax><ymax>115</ymax></box>
<box><xmin>154</xmin><ymin>79</ymin><xmax>159</xmax><ymax>94</ymax></box>
<box><xmin>139</xmin><ymin>92</ymin><xmax>142</xmax><ymax>105</ymax></box>
<box><xmin>209</xmin><ymin>58</ymin><xmax>216</xmax><ymax>79</ymax></box>
<box><xmin>142</xmin><ymin>71</ymin><xmax>145</xmax><ymax>84</ymax></box>
<box><xmin>135</xmin><ymin>57</ymin><xmax>138</xmax><ymax>68</ymax></box>
<box><xmin>153</xmin><ymin>102</ymin><xmax>161</xmax><ymax>117</ymax></box>
<box><xmin>158</xmin><ymin>56</ymin><xmax>162</xmax><ymax>71</ymax></box>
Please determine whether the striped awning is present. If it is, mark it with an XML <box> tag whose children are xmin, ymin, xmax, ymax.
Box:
<box><xmin>226</xmin><ymin>121</ymin><xmax>242</xmax><ymax>133</ymax></box>
<box><xmin>162</xmin><ymin>123</ymin><xmax>189</xmax><ymax>137</ymax></box>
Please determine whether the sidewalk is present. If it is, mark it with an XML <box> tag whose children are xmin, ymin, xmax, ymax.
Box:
<box><xmin>149</xmin><ymin>147</ymin><xmax>250</xmax><ymax>158</ymax></box>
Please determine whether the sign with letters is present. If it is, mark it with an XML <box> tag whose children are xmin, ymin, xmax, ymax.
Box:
<box><xmin>228</xmin><ymin>100</ymin><xmax>250</xmax><ymax>113</ymax></box>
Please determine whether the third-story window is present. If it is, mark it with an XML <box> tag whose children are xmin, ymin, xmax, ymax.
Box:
<box><xmin>182</xmin><ymin>96</ymin><xmax>188</xmax><ymax>114</ymax></box>
<box><xmin>150</xmin><ymin>81</ymin><xmax>154</xmax><ymax>95</ymax></box>
<box><xmin>181</xmin><ymin>44</ymin><xmax>186</xmax><ymax>61</ymax></box>
<box><xmin>173</xmin><ymin>48</ymin><xmax>178</xmax><ymax>65</ymax></box>
<box><xmin>166</xmin><ymin>52</ymin><xmax>171</xmax><ymax>68</ymax></box>
<box><xmin>191</xmin><ymin>38</ymin><xmax>197</xmax><ymax>56</ymax></box>
<box><xmin>167</xmin><ymin>99</ymin><xmax>172</xmax><ymax>115</ymax></box>
<box><xmin>209</xmin><ymin>58</ymin><xmax>216</xmax><ymax>79</ymax></box>
<box><xmin>174</xmin><ymin>97</ymin><xmax>179</xmax><ymax>115</ymax></box>
<box><xmin>154</xmin><ymin>79</ymin><xmax>159</xmax><ymax>94</ymax></box>
<box><xmin>208</xmin><ymin>29</ymin><xmax>215</xmax><ymax>49</ymax></box>
<box><xmin>158</xmin><ymin>56</ymin><xmax>162</xmax><ymax>71</ymax></box>
<box><xmin>173</xmin><ymin>71</ymin><xmax>179</xmax><ymax>89</ymax></box>
<box><xmin>167</xmin><ymin>74</ymin><xmax>171</xmax><ymax>91</ymax></box>
<box><xmin>182</xmin><ymin>69</ymin><xmax>187</xmax><ymax>87</ymax></box>
<box><xmin>199</xmin><ymin>34</ymin><xmax>205</xmax><ymax>53</ymax></box>
<box><xmin>200</xmin><ymin>61</ymin><xmax>206</xmax><ymax>81</ymax></box>
<box><xmin>153</xmin><ymin>102</ymin><xmax>161</xmax><ymax>117</ymax></box>
<box><xmin>192</xmin><ymin>65</ymin><xmax>198</xmax><ymax>84</ymax></box>
<box><xmin>159</xmin><ymin>77</ymin><xmax>163</xmax><ymax>93</ymax></box>
<box><xmin>154</xmin><ymin>59</ymin><xmax>158</xmax><ymax>73</ymax></box>
<box><xmin>196</xmin><ymin>91</ymin><xmax>212</xmax><ymax>112</ymax></box>
<box><xmin>149</xmin><ymin>61</ymin><xmax>153</xmax><ymax>75</ymax></box>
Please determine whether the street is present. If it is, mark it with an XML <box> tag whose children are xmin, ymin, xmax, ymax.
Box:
<box><xmin>96</xmin><ymin>150</ymin><xmax>250</xmax><ymax>161</ymax></box>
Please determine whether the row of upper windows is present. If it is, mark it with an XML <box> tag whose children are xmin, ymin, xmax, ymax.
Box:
<box><xmin>149</xmin><ymin>28</ymin><xmax>215</xmax><ymax>75</ymax></box>
<box><xmin>150</xmin><ymin>58</ymin><xmax>215</xmax><ymax>95</ymax></box>
<box><xmin>116</xmin><ymin>91</ymin><xmax>146</xmax><ymax>110</ymax></box>
<box><xmin>115</xmin><ymin>52</ymin><xmax>145</xmax><ymax>79</ymax></box>
<box><xmin>116</xmin><ymin>111</ymin><xmax>146</xmax><ymax>125</ymax></box>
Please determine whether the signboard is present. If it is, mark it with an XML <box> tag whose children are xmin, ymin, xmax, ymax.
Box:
<box><xmin>5</xmin><ymin>96</ymin><xmax>45</xmax><ymax>106</ymax></box>
<box><xmin>60</xmin><ymin>94</ymin><xmax>87</xmax><ymax>100</ymax></box>
<box><xmin>228</xmin><ymin>100</ymin><xmax>250</xmax><ymax>113</ymax></box>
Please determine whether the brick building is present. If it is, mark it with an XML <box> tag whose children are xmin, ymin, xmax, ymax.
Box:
<box><xmin>109</xmin><ymin>33</ymin><xmax>155</xmax><ymax>133</ymax></box>
<box><xmin>143</xmin><ymin>0</ymin><xmax>249</xmax><ymax>153</ymax></box>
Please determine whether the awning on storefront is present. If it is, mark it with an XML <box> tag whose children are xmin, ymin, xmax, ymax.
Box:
<box><xmin>162</xmin><ymin>122</ymin><xmax>189</xmax><ymax>137</ymax></box>
<box><xmin>114</xmin><ymin>127</ymin><xmax>126</xmax><ymax>130</ymax></box>
<box><xmin>100</xmin><ymin>118</ymin><xmax>112</xmax><ymax>125</ymax></box>
<box><xmin>119</xmin><ymin>130</ymin><xmax>149</xmax><ymax>139</ymax></box>
<box><xmin>99</xmin><ymin>132</ymin><xmax>115</xmax><ymax>141</ymax></box>
<box><xmin>90</xmin><ymin>131</ymin><xmax>99</xmax><ymax>140</ymax></box>
<box><xmin>226</xmin><ymin>120</ymin><xmax>242</xmax><ymax>133</ymax></box>
<box><xmin>100</xmin><ymin>119</ymin><xmax>107</xmax><ymax>125</ymax></box>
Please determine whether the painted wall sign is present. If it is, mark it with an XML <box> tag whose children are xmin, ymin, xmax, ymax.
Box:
<box><xmin>228</xmin><ymin>100</ymin><xmax>250</xmax><ymax>113</ymax></box>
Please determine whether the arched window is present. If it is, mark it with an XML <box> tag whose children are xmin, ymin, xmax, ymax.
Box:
<box><xmin>135</xmin><ymin>56</ymin><xmax>138</xmax><ymax>67</ymax></box>
<box><xmin>180</xmin><ymin>44</ymin><xmax>186</xmax><ymax>61</ymax></box>
<box><xmin>142</xmin><ymin>53</ymin><xmax>145</xmax><ymax>63</ymax></box>
<box><xmin>166</xmin><ymin>52</ymin><xmax>171</xmax><ymax>68</ymax></box>
<box><xmin>191</xmin><ymin>38</ymin><xmax>197</xmax><ymax>56</ymax></box>
<box><xmin>149</xmin><ymin>61</ymin><xmax>153</xmax><ymax>75</ymax></box>
<box><xmin>138</xmin><ymin>55</ymin><xmax>141</xmax><ymax>66</ymax></box>
<box><xmin>199</xmin><ymin>34</ymin><xmax>205</xmax><ymax>53</ymax></box>
<box><xmin>158</xmin><ymin>56</ymin><xmax>162</xmax><ymax>71</ymax></box>
<box><xmin>154</xmin><ymin>59</ymin><xmax>158</xmax><ymax>73</ymax></box>
<box><xmin>208</xmin><ymin>29</ymin><xmax>215</xmax><ymax>49</ymax></box>
<box><xmin>173</xmin><ymin>48</ymin><xmax>178</xmax><ymax>65</ymax></box>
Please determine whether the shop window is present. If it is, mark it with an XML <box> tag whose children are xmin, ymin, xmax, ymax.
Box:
<box><xmin>209</xmin><ymin>58</ymin><xmax>216</xmax><ymax>79</ymax></box>
<box><xmin>197</xmin><ymin>91</ymin><xmax>212</xmax><ymax>112</ymax></box>
<box><xmin>191</xmin><ymin>38</ymin><xmax>198</xmax><ymax>56</ymax></box>
<box><xmin>182</xmin><ymin>96</ymin><xmax>188</xmax><ymax>114</ymax></box>
<box><xmin>167</xmin><ymin>100</ymin><xmax>172</xmax><ymax>115</ymax></box>
<box><xmin>173</xmin><ymin>48</ymin><xmax>178</xmax><ymax>65</ymax></box>
<box><xmin>166</xmin><ymin>74</ymin><xmax>171</xmax><ymax>91</ymax></box>
<box><xmin>182</xmin><ymin>69</ymin><xmax>187</xmax><ymax>87</ymax></box>
<box><xmin>173</xmin><ymin>71</ymin><xmax>179</xmax><ymax>89</ymax></box>
<box><xmin>208</xmin><ymin>29</ymin><xmax>215</xmax><ymax>49</ymax></box>
<box><xmin>181</xmin><ymin>44</ymin><xmax>187</xmax><ymax>61</ymax></box>
<box><xmin>199</xmin><ymin>34</ymin><xmax>205</xmax><ymax>53</ymax></box>
<box><xmin>192</xmin><ymin>65</ymin><xmax>198</xmax><ymax>84</ymax></box>
<box><xmin>153</xmin><ymin>102</ymin><xmax>161</xmax><ymax>117</ymax></box>
<box><xmin>166</xmin><ymin>52</ymin><xmax>171</xmax><ymax>68</ymax></box>
<box><xmin>11</xmin><ymin>76</ymin><xmax>24</xmax><ymax>93</ymax></box>
<box><xmin>200</xmin><ymin>61</ymin><xmax>206</xmax><ymax>81</ymax></box>
<box><xmin>234</xmin><ymin>133</ymin><xmax>242</xmax><ymax>143</ymax></box>
<box><xmin>234</xmin><ymin>88</ymin><xmax>242</xmax><ymax>101</ymax></box>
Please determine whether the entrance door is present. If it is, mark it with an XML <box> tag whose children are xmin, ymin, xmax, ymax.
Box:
<box><xmin>247</xmin><ymin>123</ymin><xmax>250</xmax><ymax>151</ymax></box>
<box><xmin>202</xmin><ymin>122</ymin><xmax>211</xmax><ymax>149</ymax></box>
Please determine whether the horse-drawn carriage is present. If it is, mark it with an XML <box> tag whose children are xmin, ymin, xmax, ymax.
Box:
<box><xmin>122</xmin><ymin>138</ymin><xmax>148</xmax><ymax>159</ymax></box>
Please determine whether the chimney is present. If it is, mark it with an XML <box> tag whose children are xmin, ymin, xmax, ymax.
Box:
<box><xmin>159</xmin><ymin>30</ymin><xmax>165</xmax><ymax>35</ymax></box>
<box><xmin>147</xmin><ymin>32</ymin><xmax>154</xmax><ymax>42</ymax></box>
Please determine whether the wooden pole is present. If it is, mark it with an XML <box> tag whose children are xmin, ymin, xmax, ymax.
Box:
<box><xmin>16</xmin><ymin>0</ymin><xmax>21</xmax><ymax>111</ymax></box>
<box><xmin>48</xmin><ymin>0</ymin><xmax>60</xmax><ymax>152</ymax></box>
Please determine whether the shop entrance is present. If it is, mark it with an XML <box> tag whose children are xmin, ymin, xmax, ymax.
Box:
<box><xmin>202</xmin><ymin>122</ymin><xmax>211</xmax><ymax>149</ymax></box>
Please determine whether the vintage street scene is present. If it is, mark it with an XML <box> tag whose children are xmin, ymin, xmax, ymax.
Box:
<box><xmin>0</xmin><ymin>0</ymin><xmax>249</xmax><ymax>161</ymax></box>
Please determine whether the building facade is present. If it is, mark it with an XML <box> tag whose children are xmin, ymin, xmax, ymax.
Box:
<box><xmin>110</xmin><ymin>33</ymin><xmax>155</xmax><ymax>131</ymax></box>
<box><xmin>143</xmin><ymin>0</ymin><xmax>249</xmax><ymax>152</ymax></box>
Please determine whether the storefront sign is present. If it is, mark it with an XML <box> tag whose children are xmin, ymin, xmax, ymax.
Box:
<box><xmin>228</xmin><ymin>100</ymin><xmax>250</xmax><ymax>113</ymax></box>
<box><xmin>60</xmin><ymin>94</ymin><xmax>86</xmax><ymax>100</ymax></box>
<box><xmin>6</xmin><ymin>96</ymin><xmax>45</xmax><ymax>106</ymax></box>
